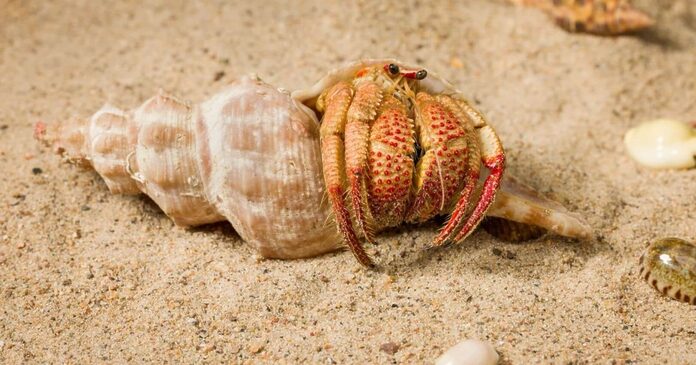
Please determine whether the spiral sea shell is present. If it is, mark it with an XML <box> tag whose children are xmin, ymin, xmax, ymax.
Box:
<box><xmin>36</xmin><ymin>59</ymin><xmax>592</xmax><ymax>260</ymax></box>
<box><xmin>639</xmin><ymin>237</ymin><xmax>696</xmax><ymax>305</ymax></box>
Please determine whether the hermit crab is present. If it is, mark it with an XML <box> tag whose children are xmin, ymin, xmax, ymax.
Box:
<box><xmin>35</xmin><ymin>59</ymin><xmax>592</xmax><ymax>267</ymax></box>
<box><xmin>315</xmin><ymin>63</ymin><xmax>504</xmax><ymax>266</ymax></box>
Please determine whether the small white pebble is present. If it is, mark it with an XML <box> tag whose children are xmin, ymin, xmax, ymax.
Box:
<box><xmin>435</xmin><ymin>339</ymin><xmax>499</xmax><ymax>365</ymax></box>
<box><xmin>624</xmin><ymin>118</ymin><xmax>696</xmax><ymax>169</ymax></box>
<box><xmin>185</xmin><ymin>317</ymin><xmax>199</xmax><ymax>326</ymax></box>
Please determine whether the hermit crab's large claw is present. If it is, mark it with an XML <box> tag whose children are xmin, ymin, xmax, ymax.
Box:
<box><xmin>429</xmin><ymin>98</ymin><xmax>506</xmax><ymax>247</ymax></box>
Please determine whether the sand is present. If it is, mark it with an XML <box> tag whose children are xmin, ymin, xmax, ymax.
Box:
<box><xmin>1</xmin><ymin>0</ymin><xmax>695</xmax><ymax>363</ymax></box>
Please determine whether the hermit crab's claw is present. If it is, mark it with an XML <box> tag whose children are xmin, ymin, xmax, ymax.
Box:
<box><xmin>432</xmin><ymin>98</ymin><xmax>506</xmax><ymax>246</ymax></box>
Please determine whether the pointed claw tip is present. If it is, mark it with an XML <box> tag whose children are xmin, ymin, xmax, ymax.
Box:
<box><xmin>358</xmin><ymin>255</ymin><xmax>375</xmax><ymax>268</ymax></box>
<box><xmin>621</xmin><ymin>9</ymin><xmax>655</xmax><ymax>31</ymax></box>
<box><xmin>431</xmin><ymin>233</ymin><xmax>450</xmax><ymax>247</ymax></box>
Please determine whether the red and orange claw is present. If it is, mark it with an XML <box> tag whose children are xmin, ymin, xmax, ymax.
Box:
<box><xmin>367</xmin><ymin>95</ymin><xmax>415</xmax><ymax>228</ymax></box>
<box><xmin>431</xmin><ymin>133</ymin><xmax>481</xmax><ymax>246</ymax></box>
<box><xmin>408</xmin><ymin>93</ymin><xmax>471</xmax><ymax>223</ymax></box>
<box><xmin>428</xmin><ymin>95</ymin><xmax>505</xmax><ymax>247</ymax></box>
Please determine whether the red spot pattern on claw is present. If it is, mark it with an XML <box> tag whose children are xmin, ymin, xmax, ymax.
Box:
<box><xmin>367</xmin><ymin>99</ymin><xmax>415</xmax><ymax>227</ymax></box>
<box><xmin>407</xmin><ymin>94</ymin><xmax>472</xmax><ymax>222</ymax></box>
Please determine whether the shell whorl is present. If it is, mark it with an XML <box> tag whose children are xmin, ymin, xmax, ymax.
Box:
<box><xmin>195</xmin><ymin>77</ymin><xmax>341</xmax><ymax>258</ymax></box>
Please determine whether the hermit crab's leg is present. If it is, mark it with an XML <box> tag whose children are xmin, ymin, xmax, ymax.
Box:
<box><xmin>345</xmin><ymin>80</ymin><xmax>383</xmax><ymax>247</ymax></box>
<box><xmin>430</xmin><ymin>96</ymin><xmax>481</xmax><ymax>246</ymax></box>
<box><xmin>435</xmin><ymin>97</ymin><xmax>505</xmax><ymax>246</ymax></box>
<box><xmin>318</xmin><ymin>82</ymin><xmax>373</xmax><ymax>267</ymax></box>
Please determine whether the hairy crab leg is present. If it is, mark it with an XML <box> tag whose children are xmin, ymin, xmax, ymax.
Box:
<box><xmin>345</xmin><ymin>80</ymin><xmax>383</xmax><ymax>246</ymax></box>
<box><xmin>432</xmin><ymin>97</ymin><xmax>506</xmax><ymax>246</ymax></box>
<box><xmin>430</xmin><ymin>94</ymin><xmax>482</xmax><ymax>245</ymax></box>
<box><xmin>317</xmin><ymin>82</ymin><xmax>373</xmax><ymax>266</ymax></box>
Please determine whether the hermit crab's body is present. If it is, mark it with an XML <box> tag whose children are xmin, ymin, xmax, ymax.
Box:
<box><xmin>36</xmin><ymin>59</ymin><xmax>592</xmax><ymax>266</ymax></box>
<box><xmin>316</xmin><ymin>64</ymin><xmax>504</xmax><ymax>265</ymax></box>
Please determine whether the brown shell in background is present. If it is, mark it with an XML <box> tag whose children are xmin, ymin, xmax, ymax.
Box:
<box><xmin>510</xmin><ymin>0</ymin><xmax>654</xmax><ymax>35</ymax></box>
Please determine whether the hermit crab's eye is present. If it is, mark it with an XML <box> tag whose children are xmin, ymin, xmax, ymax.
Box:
<box><xmin>387</xmin><ymin>63</ymin><xmax>400</xmax><ymax>75</ymax></box>
<box><xmin>415</xmin><ymin>69</ymin><xmax>427</xmax><ymax>80</ymax></box>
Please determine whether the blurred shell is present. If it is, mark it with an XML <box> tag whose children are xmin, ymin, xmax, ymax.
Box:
<box><xmin>639</xmin><ymin>237</ymin><xmax>696</xmax><ymax>305</ymax></box>
<box><xmin>435</xmin><ymin>339</ymin><xmax>499</xmax><ymax>365</ymax></box>
<box><xmin>624</xmin><ymin>118</ymin><xmax>696</xmax><ymax>170</ymax></box>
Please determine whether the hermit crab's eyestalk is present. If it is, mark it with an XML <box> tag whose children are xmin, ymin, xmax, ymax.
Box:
<box><xmin>384</xmin><ymin>63</ymin><xmax>427</xmax><ymax>80</ymax></box>
<box><xmin>386</xmin><ymin>63</ymin><xmax>400</xmax><ymax>75</ymax></box>
<box><xmin>398</xmin><ymin>68</ymin><xmax>428</xmax><ymax>80</ymax></box>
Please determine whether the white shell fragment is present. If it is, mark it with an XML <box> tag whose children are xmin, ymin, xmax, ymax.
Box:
<box><xmin>624</xmin><ymin>118</ymin><xmax>696</xmax><ymax>169</ymax></box>
<box><xmin>435</xmin><ymin>339</ymin><xmax>499</xmax><ymax>365</ymax></box>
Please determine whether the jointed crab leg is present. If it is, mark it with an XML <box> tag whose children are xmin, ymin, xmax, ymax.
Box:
<box><xmin>432</xmin><ymin>97</ymin><xmax>505</xmax><ymax>246</ymax></box>
<box><xmin>345</xmin><ymin>80</ymin><xmax>383</xmax><ymax>245</ymax></box>
<box><xmin>318</xmin><ymin>82</ymin><xmax>373</xmax><ymax>266</ymax></box>
<box><xmin>430</xmin><ymin>94</ymin><xmax>483</xmax><ymax>246</ymax></box>
<box><xmin>454</xmin><ymin>125</ymin><xmax>505</xmax><ymax>243</ymax></box>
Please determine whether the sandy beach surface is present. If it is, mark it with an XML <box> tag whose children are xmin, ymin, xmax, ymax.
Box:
<box><xmin>1</xmin><ymin>0</ymin><xmax>695</xmax><ymax>363</ymax></box>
